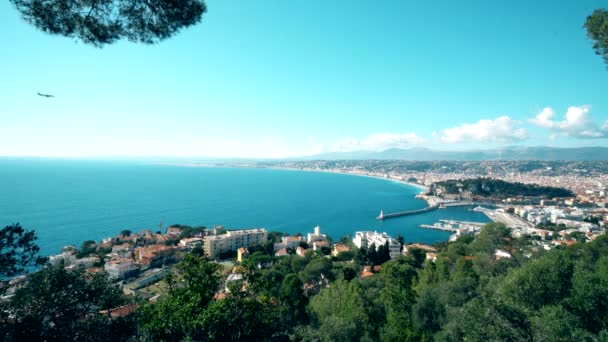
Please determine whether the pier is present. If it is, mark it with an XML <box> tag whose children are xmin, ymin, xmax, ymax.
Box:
<box><xmin>419</xmin><ymin>224</ymin><xmax>457</xmax><ymax>232</ymax></box>
<box><xmin>376</xmin><ymin>205</ymin><xmax>438</xmax><ymax>220</ymax></box>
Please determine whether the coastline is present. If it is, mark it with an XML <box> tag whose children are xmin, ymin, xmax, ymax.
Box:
<box><xmin>152</xmin><ymin>162</ymin><xmax>429</xmax><ymax>194</ymax></box>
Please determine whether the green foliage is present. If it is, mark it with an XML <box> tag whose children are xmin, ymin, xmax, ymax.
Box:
<box><xmin>0</xmin><ymin>223</ymin><xmax>45</xmax><ymax>278</ymax></box>
<box><xmin>586</xmin><ymin>9</ymin><xmax>608</xmax><ymax>66</ymax></box>
<box><xmin>458</xmin><ymin>297</ymin><xmax>532</xmax><ymax>341</ymax></box>
<box><xmin>137</xmin><ymin>254</ymin><xmax>220</xmax><ymax>340</ymax></box>
<box><xmin>77</xmin><ymin>239</ymin><xmax>97</xmax><ymax>258</ymax></box>
<box><xmin>9</xmin><ymin>0</ymin><xmax>207</xmax><ymax>46</ymax></box>
<box><xmin>380</xmin><ymin>257</ymin><xmax>419</xmax><ymax>341</ymax></box>
<box><xmin>469</xmin><ymin>222</ymin><xmax>510</xmax><ymax>253</ymax></box>
<box><xmin>531</xmin><ymin>305</ymin><xmax>591</xmax><ymax>341</ymax></box>
<box><xmin>299</xmin><ymin>257</ymin><xmax>333</xmax><ymax>283</ymax></box>
<box><xmin>194</xmin><ymin>296</ymin><xmax>286</xmax><ymax>341</ymax></box>
<box><xmin>499</xmin><ymin>250</ymin><xmax>574</xmax><ymax>310</ymax></box>
<box><xmin>0</xmin><ymin>266</ymin><xmax>134</xmax><ymax>341</ymax></box>
<box><xmin>432</xmin><ymin>177</ymin><xmax>574</xmax><ymax>198</ymax></box>
<box><xmin>309</xmin><ymin>280</ymin><xmax>369</xmax><ymax>341</ymax></box>
<box><xmin>566</xmin><ymin>258</ymin><xmax>608</xmax><ymax>333</ymax></box>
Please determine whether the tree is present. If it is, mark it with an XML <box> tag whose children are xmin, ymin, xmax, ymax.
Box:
<box><xmin>137</xmin><ymin>254</ymin><xmax>220</xmax><ymax>341</ymax></box>
<box><xmin>120</xmin><ymin>229</ymin><xmax>131</xmax><ymax>237</ymax></box>
<box><xmin>0</xmin><ymin>266</ymin><xmax>135</xmax><ymax>341</ymax></box>
<box><xmin>0</xmin><ymin>223</ymin><xmax>45</xmax><ymax>278</ymax></box>
<box><xmin>585</xmin><ymin>9</ymin><xmax>608</xmax><ymax>66</ymax></box>
<box><xmin>194</xmin><ymin>295</ymin><xmax>286</xmax><ymax>341</ymax></box>
<box><xmin>380</xmin><ymin>258</ymin><xmax>419</xmax><ymax>341</ymax></box>
<box><xmin>498</xmin><ymin>250</ymin><xmax>574</xmax><ymax>310</ymax></box>
<box><xmin>9</xmin><ymin>0</ymin><xmax>207</xmax><ymax>47</ymax></box>
<box><xmin>309</xmin><ymin>280</ymin><xmax>370</xmax><ymax>341</ymax></box>
<box><xmin>280</xmin><ymin>273</ymin><xmax>308</xmax><ymax>324</ymax></box>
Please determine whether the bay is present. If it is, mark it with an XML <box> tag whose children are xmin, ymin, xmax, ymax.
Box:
<box><xmin>0</xmin><ymin>158</ymin><xmax>490</xmax><ymax>257</ymax></box>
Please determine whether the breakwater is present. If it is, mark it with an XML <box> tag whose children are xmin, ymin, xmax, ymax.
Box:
<box><xmin>376</xmin><ymin>205</ymin><xmax>439</xmax><ymax>220</ymax></box>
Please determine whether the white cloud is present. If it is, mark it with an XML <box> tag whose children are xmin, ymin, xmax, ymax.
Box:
<box><xmin>330</xmin><ymin>132</ymin><xmax>425</xmax><ymax>152</ymax></box>
<box><xmin>529</xmin><ymin>105</ymin><xmax>606</xmax><ymax>139</ymax></box>
<box><xmin>440</xmin><ymin>116</ymin><xmax>528</xmax><ymax>144</ymax></box>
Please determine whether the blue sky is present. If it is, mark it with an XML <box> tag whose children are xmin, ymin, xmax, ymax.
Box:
<box><xmin>1</xmin><ymin>0</ymin><xmax>607</xmax><ymax>158</ymax></box>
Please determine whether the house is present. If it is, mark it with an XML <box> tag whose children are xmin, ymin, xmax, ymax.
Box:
<box><xmin>275</xmin><ymin>248</ymin><xmax>289</xmax><ymax>257</ymax></box>
<box><xmin>403</xmin><ymin>244</ymin><xmax>437</xmax><ymax>255</ymax></box>
<box><xmin>274</xmin><ymin>236</ymin><xmax>306</xmax><ymax>251</ymax></box>
<box><xmin>237</xmin><ymin>247</ymin><xmax>249</xmax><ymax>262</ymax></box>
<box><xmin>134</xmin><ymin>244</ymin><xmax>176</xmax><ymax>266</ymax></box>
<box><xmin>312</xmin><ymin>240</ymin><xmax>329</xmax><ymax>251</ymax></box>
<box><xmin>112</xmin><ymin>243</ymin><xmax>133</xmax><ymax>257</ymax></box>
<box><xmin>494</xmin><ymin>249</ymin><xmax>512</xmax><ymax>260</ymax></box>
<box><xmin>296</xmin><ymin>246</ymin><xmax>309</xmax><ymax>257</ymax></box>
<box><xmin>332</xmin><ymin>243</ymin><xmax>351</xmax><ymax>257</ymax></box>
<box><xmin>166</xmin><ymin>226</ymin><xmax>183</xmax><ymax>236</ymax></box>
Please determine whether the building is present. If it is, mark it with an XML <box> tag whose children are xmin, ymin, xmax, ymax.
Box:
<box><xmin>353</xmin><ymin>231</ymin><xmax>401</xmax><ymax>258</ymax></box>
<box><xmin>179</xmin><ymin>237</ymin><xmax>203</xmax><ymax>249</ymax></box>
<box><xmin>275</xmin><ymin>248</ymin><xmax>289</xmax><ymax>257</ymax></box>
<box><xmin>312</xmin><ymin>240</ymin><xmax>329</xmax><ymax>251</ymax></box>
<box><xmin>204</xmin><ymin>228</ymin><xmax>267</xmax><ymax>259</ymax></box>
<box><xmin>332</xmin><ymin>243</ymin><xmax>351</xmax><ymax>257</ymax></box>
<box><xmin>134</xmin><ymin>244</ymin><xmax>176</xmax><ymax>266</ymax></box>
<box><xmin>307</xmin><ymin>226</ymin><xmax>327</xmax><ymax>244</ymax></box>
<box><xmin>237</xmin><ymin>247</ymin><xmax>249</xmax><ymax>262</ymax></box>
<box><xmin>296</xmin><ymin>246</ymin><xmax>309</xmax><ymax>256</ymax></box>
<box><xmin>105</xmin><ymin>258</ymin><xmax>139</xmax><ymax>279</ymax></box>
<box><xmin>166</xmin><ymin>226</ymin><xmax>183</xmax><ymax>236</ymax></box>
<box><xmin>274</xmin><ymin>235</ymin><xmax>305</xmax><ymax>251</ymax></box>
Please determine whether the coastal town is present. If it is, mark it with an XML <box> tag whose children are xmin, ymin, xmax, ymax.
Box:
<box><xmin>5</xmin><ymin>170</ymin><xmax>604</xmax><ymax>305</ymax></box>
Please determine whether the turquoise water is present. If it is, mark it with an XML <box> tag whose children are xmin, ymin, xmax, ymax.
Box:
<box><xmin>0</xmin><ymin>159</ymin><xmax>490</xmax><ymax>257</ymax></box>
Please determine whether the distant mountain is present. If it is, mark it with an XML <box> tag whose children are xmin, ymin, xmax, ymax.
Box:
<box><xmin>302</xmin><ymin>146</ymin><xmax>608</xmax><ymax>161</ymax></box>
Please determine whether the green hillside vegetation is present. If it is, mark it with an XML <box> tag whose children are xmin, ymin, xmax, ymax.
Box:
<box><xmin>431</xmin><ymin>178</ymin><xmax>575</xmax><ymax>199</ymax></box>
<box><xmin>3</xmin><ymin>222</ymin><xmax>608</xmax><ymax>341</ymax></box>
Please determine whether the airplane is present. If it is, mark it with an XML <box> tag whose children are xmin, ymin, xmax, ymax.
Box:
<box><xmin>37</xmin><ymin>91</ymin><xmax>55</xmax><ymax>98</ymax></box>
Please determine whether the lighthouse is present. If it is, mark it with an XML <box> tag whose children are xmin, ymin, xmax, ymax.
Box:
<box><xmin>376</xmin><ymin>210</ymin><xmax>384</xmax><ymax>220</ymax></box>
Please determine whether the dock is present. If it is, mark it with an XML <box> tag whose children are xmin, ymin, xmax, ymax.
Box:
<box><xmin>419</xmin><ymin>224</ymin><xmax>457</xmax><ymax>232</ymax></box>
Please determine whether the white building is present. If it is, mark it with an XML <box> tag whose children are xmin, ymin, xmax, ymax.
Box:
<box><xmin>307</xmin><ymin>226</ymin><xmax>327</xmax><ymax>244</ymax></box>
<box><xmin>274</xmin><ymin>236</ymin><xmax>306</xmax><ymax>251</ymax></box>
<box><xmin>47</xmin><ymin>251</ymin><xmax>77</xmax><ymax>267</ymax></box>
<box><xmin>104</xmin><ymin>258</ymin><xmax>139</xmax><ymax>279</ymax></box>
<box><xmin>204</xmin><ymin>228</ymin><xmax>267</xmax><ymax>259</ymax></box>
<box><xmin>353</xmin><ymin>231</ymin><xmax>401</xmax><ymax>258</ymax></box>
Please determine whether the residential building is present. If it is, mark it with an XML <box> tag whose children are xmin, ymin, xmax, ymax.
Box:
<box><xmin>134</xmin><ymin>244</ymin><xmax>176</xmax><ymax>266</ymax></box>
<box><xmin>179</xmin><ymin>237</ymin><xmax>203</xmax><ymax>249</ymax></box>
<box><xmin>105</xmin><ymin>258</ymin><xmax>139</xmax><ymax>279</ymax></box>
<box><xmin>353</xmin><ymin>231</ymin><xmax>401</xmax><ymax>258</ymax></box>
<box><xmin>204</xmin><ymin>228</ymin><xmax>267</xmax><ymax>259</ymax></box>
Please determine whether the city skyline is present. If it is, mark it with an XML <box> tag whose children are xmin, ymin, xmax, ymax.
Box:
<box><xmin>1</xmin><ymin>1</ymin><xmax>607</xmax><ymax>158</ymax></box>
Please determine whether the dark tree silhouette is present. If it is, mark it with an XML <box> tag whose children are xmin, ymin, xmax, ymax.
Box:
<box><xmin>9</xmin><ymin>0</ymin><xmax>207</xmax><ymax>47</ymax></box>
<box><xmin>586</xmin><ymin>9</ymin><xmax>608</xmax><ymax>66</ymax></box>
<box><xmin>0</xmin><ymin>223</ymin><xmax>45</xmax><ymax>278</ymax></box>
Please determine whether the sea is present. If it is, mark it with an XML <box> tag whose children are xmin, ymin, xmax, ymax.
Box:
<box><xmin>0</xmin><ymin>158</ymin><xmax>491</xmax><ymax>257</ymax></box>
